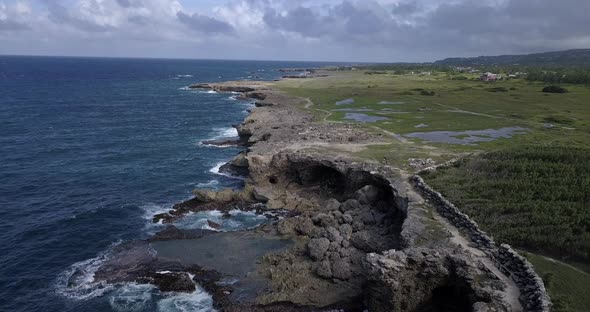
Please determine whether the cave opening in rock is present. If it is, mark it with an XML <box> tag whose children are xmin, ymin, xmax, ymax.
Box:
<box><xmin>291</xmin><ymin>163</ymin><xmax>348</xmax><ymax>198</ymax></box>
<box><xmin>417</xmin><ymin>282</ymin><xmax>474</xmax><ymax>312</ymax></box>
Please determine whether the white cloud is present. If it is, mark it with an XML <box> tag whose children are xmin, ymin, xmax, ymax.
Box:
<box><xmin>0</xmin><ymin>0</ymin><xmax>589</xmax><ymax>61</ymax></box>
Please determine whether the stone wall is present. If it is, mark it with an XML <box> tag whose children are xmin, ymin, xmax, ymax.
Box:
<box><xmin>411</xmin><ymin>174</ymin><xmax>551</xmax><ymax>312</ymax></box>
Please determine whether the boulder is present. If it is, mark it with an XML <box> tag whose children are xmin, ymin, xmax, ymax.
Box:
<box><xmin>326</xmin><ymin>226</ymin><xmax>343</xmax><ymax>244</ymax></box>
<box><xmin>342</xmin><ymin>213</ymin><xmax>353</xmax><ymax>224</ymax></box>
<box><xmin>340</xmin><ymin>199</ymin><xmax>361</xmax><ymax>212</ymax></box>
<box><xmin>207</xmin><ymin>220</ymin><xmax>221</xmax><ymax>230</ymax></box>
<box><xmin>151</xmin><ymin>272</ymin><xmax>196</xmax><ymax>293</ymax></box>
<box><xmin>316</xmin><ymin>260</ymin><xmax>332</xmax><ymax>278</ymax></box>
<box><xmin>325</xmin><ymin>198</ymin><xmax>341</xmax><ymax>211</ymax></box>
<box><xmin>332</xmin><ymin>260</ymin><xmax>352</xmax><ymax>280</ymax></box>
<box><xmin>308</xmin><ymin>238</ymin><xmax>330</xmax><ymax>261</ymax></box>
<box><xmin>312</xmin><ymin>213</ymin><xmax>335</xmax><ymax>227</ymax></box>
<box><xmin>339</xmin><ymin>224</ymin><xmax>353</xmax><ymax>240</ymax></box>
<box><xmin>295</xmin><ymin>217</ymin><xmax>315</xmax><ymax>236</ymax></box>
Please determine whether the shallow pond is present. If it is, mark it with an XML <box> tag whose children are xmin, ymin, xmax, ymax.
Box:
<box><xmin>344</xmin><ymin>113</ymin><xmax>390</xmax><ymax>123</ymax></box>
<box><xmin>335</xmin><ymin>98</ymin><xmax>355</xmax><ymax>105</ymax></box>
<box><xmin>404</xmin><ymin>127</ymin><xmax>528</xmax><ymax>145</ymax></box>
<box><xmin>332</xmin><ymin>107</ymin><xmax>374</xmax><ymax>112</ymax></box>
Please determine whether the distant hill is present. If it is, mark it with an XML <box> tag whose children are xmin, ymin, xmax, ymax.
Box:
<box><xmin>434</xmin><ymin>49</ymin><xmax>590</xmax><ymax>67</ymax></box>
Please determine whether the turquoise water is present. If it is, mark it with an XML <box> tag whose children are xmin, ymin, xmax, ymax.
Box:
<box><xmin>0</xmin><ymin>56</ymin><xmax>339</xmax><ymax>312</ymax></box>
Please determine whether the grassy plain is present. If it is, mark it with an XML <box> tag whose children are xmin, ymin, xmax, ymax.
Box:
<box><xmin>525</xmin><ymin>252</ymin><xmax>590</xmax><ymax>312</ymax></box>
<box><xmin>276</xmin><ymin>70</ymin><xmax>590</xmax><ymax>311</ymax></box>
<box><xmin>276</xmin><ymin>71</ymin><xmax>590</xmax><ymax>166</ymax></box>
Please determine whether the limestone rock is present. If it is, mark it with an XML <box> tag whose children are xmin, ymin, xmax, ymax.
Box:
<box><xmin>340</xmin><ymin>199</ymin><xmax>360</xmax><ymax>212</ymax></box>
<box><xmin>339</xmin><ymin>224</ymin><xmax>353</xmax><ymax>240</ymax></box>
<box><xmin>316</xmin><ymin>260</ymin><xmax>332</xmax><ymax>278</ymax></box>
<box><xmin>295</xmin><ymin>217</ymin><xmax>315</xmax><ymax>236</ymax></box>
<box><xmin>332</xmin><ymin>260</ymin><xmax>352</xmax><ymax>280</ymax></box>
<box><xmin>325</xmin><ymin>198</ymin><xmax>341</xmax><ymax>211</ymax></box>
<box><xmin>308</xmin><ymin>238</ymin><xmax>330</xmax><ymax>260</ymax></box>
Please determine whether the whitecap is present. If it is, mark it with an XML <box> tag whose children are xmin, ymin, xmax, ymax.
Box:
<box><xmin>210</xmin><ymin>127</ymin><xmax>238</xmax><ymax>139</ymax></box>
<box><xmin>55</xmin><ymin>241</ymin><xmax>121</xmax><ymax>300</ymax></box>
<box><xmin>176</xmin><ymin>75</ymin><xmax>193</xmax><ymax>78</ymax></box>
<box><xmin>140</xmin><ymin>203</ymin><xmax>172</xmax><ymax>233</ymax></box>
<box><xmin>178</xmin><ymin>86</ymin><xmax>191</xmax><ymax>91</ymax></box>
<box><xmin>157</xmin><ymin>287</ymin><xmax>215</xmax><ymax>312</ymax></box>
<box><xmin>109</xmin><ymin>283</ymin><xmax>156</xmax><ymax>312</ymax></box>
<box><xmin>195</xmin><ymin>180</ymin><xmax>219</xmax><ymax>189</ymax></box>
<box><xmin>209</xmin><ymin>161</ymin><xmax>245</xmax><ymax>180</ymax></box>
<box><xmin>206</xmin><ymin>90</ymin><xmax>217</xmax><ymax>94</ymax></box>
<box><xmin>173</xmin><ymin>209</ymin><xmax>269</xmax><ymax>231</ymax></box>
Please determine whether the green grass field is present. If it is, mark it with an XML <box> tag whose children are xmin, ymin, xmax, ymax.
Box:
<box><xmin>524</xmin><ymin>252</ymin><xmax>590</xmax><ymax>312</ymax></box>
<box><xmin>276</xmin><ymin>71</ymin><xmax>590</xmax><ymax>166</ymax></box>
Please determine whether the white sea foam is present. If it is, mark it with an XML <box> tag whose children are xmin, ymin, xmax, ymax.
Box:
<box><xmin>209</xmin><ymin>161</ymin><xmax>245</xmax><ymax>180</ymax></box>
<box><xmin>140</xmin><ymin>203</ymin><xmax>172</xmax><ymax>233</ymax></box>
<box><xmin>178</xmin><ymin>86</ymin><xmax>191</xmax><ymax>91</ymax></box>
<box><xmin>195</xmin><ymin>179</ymin><xmax>219</xmax><ymax>189</ymax></box>
<box><xmin>173</xmin><ymin>209</ymin><xmax>268</xmax><ymax>231</ymax></box>
<box><xmin>206</xmin><ymin>90</ymin><xmax>217</xmax><ymax>94</ymax></box>
<box><xmin>176</xmin><ymin>75</ymin><xmax>193</xmax><ymax>78</ymax></box>
<box><xmin>109</xmin><ymin>283</ymin><xmax>156</xmax><ymax>312</ymax></box>
<box><xmin>157</xmin><ymin>287</ymin><xmax>215</xmax><ymax>312</ymax></box>
<box><xmin>55</xmin><ymin>241</ymin><xmax>121</xmax><ymax>300</ymax></box>
<box><xmin>214</xmin><ymin>127</ymin><xmax>238</xmax><ymax>139</ymax></box>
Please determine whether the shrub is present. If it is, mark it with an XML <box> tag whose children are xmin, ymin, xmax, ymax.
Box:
<box><xmin>542</xmin><ymin>85</ymin><xmax>568</xmax><ymax>93</ymax></box>
<box><xmin>419</xmin><ymin>90</ymin><xmax>436</xmax><ymax>96</ymax></box>
<box><xmin>487</xmin><ymin>87</ymin><xmax>509</xmax><ymax>92</ymax></box>
<box><xmin>365</xmin><ymin>71</ymin><xmax>387</xmax><ymax>75</ymax></box>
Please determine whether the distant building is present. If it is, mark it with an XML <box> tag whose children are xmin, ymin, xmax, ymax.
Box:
<box><xmin>480</xmin><ymin>72</ymin><xmax>501</xmax><ymax>81</ymax></box>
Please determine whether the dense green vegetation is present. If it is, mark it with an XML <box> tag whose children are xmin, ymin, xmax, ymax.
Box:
<box><xmin>434</xmin><ymin>49</ymin><xmax>590</xmax><ymax>67</ymax></box>
<box><xmin>527</xmin><ymin>69</ymin><xmax>590</xmax><ymax>85</ymax></box>
<box><xmin>543</xmin><ymin>85</ymin><xmax>568</xmax><ymax>93</ymax></box>
<box><xmin>421</xmin><ymin>146</ymin><xmax>590</xmax><ymax>262</ymax></box>
<box><xmin>525</xmin><ymin>252</ymin><xmax>590</xmax><ymax>312</ymax></box>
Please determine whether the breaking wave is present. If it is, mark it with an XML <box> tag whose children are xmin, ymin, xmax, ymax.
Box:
<box><xmin>54</xmin><ymin>241</ymin><xmax>121</xmax><ymax>300</ymax></box>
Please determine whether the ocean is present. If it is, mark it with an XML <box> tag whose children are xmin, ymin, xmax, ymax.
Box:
<box><xmin>0</xmin><ymin>56</ymin><xmax>339</xmax><ymax>312</ymax></box>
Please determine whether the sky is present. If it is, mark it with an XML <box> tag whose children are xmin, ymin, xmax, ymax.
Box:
<box><xmin>0</xmin><ymin>0</ymin><xmax>589</xmax><ymax>62</ymax></box>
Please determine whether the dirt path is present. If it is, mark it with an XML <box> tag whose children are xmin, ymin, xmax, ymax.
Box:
<box><xmin>436</xmin><ymin>213</ymin><xmax>524</xmax><ymax>312</ymax></box>
<box><xmin>406</xmin><ymin>182</ymin><xmax>524</xmax><ymax>312</ymax></box>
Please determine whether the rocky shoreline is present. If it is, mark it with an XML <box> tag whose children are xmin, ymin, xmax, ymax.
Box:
<box><xmin>92</xmin><ymin>75</ymin><xmax>551</xmax><ymax>311</ymax></box>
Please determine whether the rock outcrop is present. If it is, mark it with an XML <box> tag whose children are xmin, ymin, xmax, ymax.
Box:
<box><xmin>364</xmin><ymin>247</ymin><xmax>510</xmax><ymax>312</ymax></box>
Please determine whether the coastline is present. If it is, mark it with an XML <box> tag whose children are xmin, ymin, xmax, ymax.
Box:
<box><xmin>150</xmin><ymin>72</ymin><xmax>550</xmax><ymax>311</ymax></box>
<box><xmin>77</xmin><ymin>71</ymin><xmax>551</xmax><ymax>311</ymax></box>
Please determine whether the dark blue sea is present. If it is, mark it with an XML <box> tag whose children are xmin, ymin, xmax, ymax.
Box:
<box><xmin>0</xmin><ymin>56</ymin><xmax>340</xmax><ymax>312</ymax></box>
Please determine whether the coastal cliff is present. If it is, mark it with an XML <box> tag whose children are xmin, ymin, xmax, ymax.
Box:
<box><xmin>93</xmin><ymin>75</ymin><xmax>551</xmax><ymax>311</ymax></box>
<box><xmin>150</xmin><ymin>77</ymin><xmax>551</xmax><ymax>311</ymax></box>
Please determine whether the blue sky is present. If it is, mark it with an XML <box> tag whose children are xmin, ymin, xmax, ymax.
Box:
<box><xmin>1</xmin><ymin>0</ymin><xmax>589</xmax><ymax>62</ymax></box>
